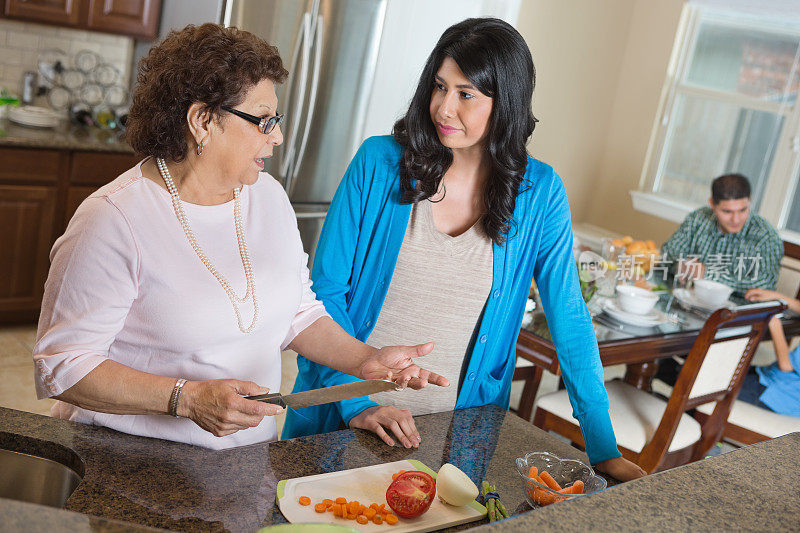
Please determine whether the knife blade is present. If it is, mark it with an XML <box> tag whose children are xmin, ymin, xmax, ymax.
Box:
<box><xmin>244</xmin><ymin>379</ymin><xmax>403</xmax><ymax>409</ymax></box>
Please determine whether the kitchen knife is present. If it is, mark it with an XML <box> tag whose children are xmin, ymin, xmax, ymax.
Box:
<box><xmin>244</xmin><ymin>379</ymin><xmax>402</xmax><ymax>409</ymax></box>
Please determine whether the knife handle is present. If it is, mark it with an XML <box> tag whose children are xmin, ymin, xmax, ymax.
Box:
<box><xmin>243</xmin><ymin>393</ymin><xmax>286</xmax><ymax>409</ymax></box>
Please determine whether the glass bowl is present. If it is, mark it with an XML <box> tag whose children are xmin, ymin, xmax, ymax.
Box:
<box><xmin>516</xmin><ymin>451</ymin><xmax>607</xmax><ymax>507</ymax></box>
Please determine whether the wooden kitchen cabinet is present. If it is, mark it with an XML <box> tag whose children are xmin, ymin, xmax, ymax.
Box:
<box><xmin>0</xmin><ymin>145</ymin><xmax>139</xmax><ymax>323</ymax></box>
<box><xmin>0</xmin><ymin>185</ymin><xmax>57</xmax><ymax>322</ymax></box>
<box><xmin>70</xmin><ymin>151</ymin><xmax>140</xmax><ymax>186</ymax></box>
<box><xmin>64</xmin><ymin>185</ymin><xmax>96</xmax><ymax>228</ymax></box>
<box><xmin>4</xmin><ymin>0</ymin><xmax>161</xmax><ymax>39</ymax></box>
<box><xmin>65</xmin><ymin>151</ymin><xmax>140</xmax><ymax>228</ymax></box>
<box><xmin>4</xmin><ymin>0</ymin><xmax>81</xmax><ymax>26</ymax></box>
<box><xmin>0</xmin><ymin>147</ymin><xmax>63</xmax><ymax>183</ymax></box>
<box><xmin>87</xmin><ymin>0</ymin><xmax>160</xmax><ymax>39</ymax></box>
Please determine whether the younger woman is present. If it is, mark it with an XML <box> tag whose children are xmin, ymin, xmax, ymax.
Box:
<box><xmin>283</xmin><ymin>18</ymin><xmax>645</xmax><ymax>480</ymax></box>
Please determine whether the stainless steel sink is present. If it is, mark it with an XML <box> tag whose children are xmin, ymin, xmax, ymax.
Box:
<box><xmin>0</xmin><ymin>447</ymin><xmax>82</xmax><ymax>508</ymax></box>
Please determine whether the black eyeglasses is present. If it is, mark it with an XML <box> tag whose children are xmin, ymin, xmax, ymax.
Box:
<box><xmin>221</xmin><ymin>106</ymin><xmax>284</xmax><ymax>134</ymax></box>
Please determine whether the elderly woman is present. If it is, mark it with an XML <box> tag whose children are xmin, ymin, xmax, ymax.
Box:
<box><xmin>32</xmin><ymin>23</ymin><xmax>445</xmax><ymax>449</ymax></box>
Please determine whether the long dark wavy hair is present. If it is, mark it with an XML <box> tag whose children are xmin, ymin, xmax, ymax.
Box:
<box><xmin>392</xmin><ymin>17</ymin><xmax>538</xmax><ymax>245</ymax></box>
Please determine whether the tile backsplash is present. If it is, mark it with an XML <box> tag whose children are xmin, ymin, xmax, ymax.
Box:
<box><xmin>0</xmin><ymin>19</ymin><xmax>133</xmax><ymax>101</ymax></box>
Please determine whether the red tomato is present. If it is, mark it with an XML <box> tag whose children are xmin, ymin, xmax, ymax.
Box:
<box><xmin>385</xmin><ymin>470</ymin><xmax>436</xmax><ymax>518</ymax></box>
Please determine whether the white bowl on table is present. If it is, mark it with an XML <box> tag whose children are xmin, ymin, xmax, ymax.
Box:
<box><xmin>692</xmin><ymin>279</ymin><xmax>733</xmax><ymax>308</ymax></box>
<box><xmin>615</xmin><ymin>285</ymin><xmax>658</xmax><ymax>315</ymax></box>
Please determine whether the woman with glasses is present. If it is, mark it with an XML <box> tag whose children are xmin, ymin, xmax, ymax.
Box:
<box><xmin>283</xmin><ymin>18</ymin><xmax>646</xmax><ymax>480</ymax></box>
<box><xmin>32</xmin><ymin>23</ymin><xmax>446</xmax><ymax>449</ymax></box>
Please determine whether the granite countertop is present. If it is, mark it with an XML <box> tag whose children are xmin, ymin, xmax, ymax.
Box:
<box><xmin>2</xmin><ymin>405</ymin><xmax>798</xmax><ymax>532</ymax></box>
<box><xmin>0</xmin><ymin>404</ymin><xmax>591</xmax><ymax>532</ymax></box>
<box><xmin>0</xmin><ymin>117</ymin><xmax>133</xmax><ymax>153</ymax></box>
<box><xmin>472</xmin><ymin>433</ymin><xmax>800</xmax><ymax>532</ymax></box>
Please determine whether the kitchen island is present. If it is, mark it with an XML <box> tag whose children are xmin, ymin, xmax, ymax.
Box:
<box><xmin>1</xmin><ymin>405</ymin><xmax>798</xmax><ymax>532</ymax></box>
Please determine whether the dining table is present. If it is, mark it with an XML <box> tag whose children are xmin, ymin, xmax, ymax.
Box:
<box><xmin>513</xmin><ymin>287</ymin><xmax>800</xmax><ymax>421</ymax></box>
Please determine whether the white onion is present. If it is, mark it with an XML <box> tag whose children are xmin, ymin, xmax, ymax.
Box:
<box><xmin>436</xmin><ymin>463</ymin><xmax>479</xmax><ymax>507</ymax></box>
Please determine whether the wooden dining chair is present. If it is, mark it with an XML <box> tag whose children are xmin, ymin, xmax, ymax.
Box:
<box><xmin>692</xmin><ymin>242</ymin><xmax>800</xmax><ymax>445</ymax></box>
<box><xmin>782</xmin><ymin>240</ymin><xmax>800</xmax><ymax>299</ymax></box>
<box><xmin>693</xmin><ymin>395</ymin><xmax>800</xmax><ymax>445</ymax></box>
<box><xmin>532</xmin><ymin>301</ymin><xmax>786</xmax><ymax>473</ymax></box>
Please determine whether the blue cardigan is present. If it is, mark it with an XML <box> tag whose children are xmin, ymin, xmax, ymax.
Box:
<box><xmin>282</xmin><ymin>136</ymin><xmax>620</xmax><ymax>464</ymax></box>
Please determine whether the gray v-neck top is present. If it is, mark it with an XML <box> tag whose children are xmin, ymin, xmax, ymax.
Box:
<box><xmin>367</xmin><ymin>199</ymin><xmax>493</xmax><ymax>415</ymax></box>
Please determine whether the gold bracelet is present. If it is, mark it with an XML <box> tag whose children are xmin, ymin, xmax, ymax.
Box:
<box><xmin>168</xmin><ymin>378</ymin><xmax>187</xmax><ymax>418</ymax></box>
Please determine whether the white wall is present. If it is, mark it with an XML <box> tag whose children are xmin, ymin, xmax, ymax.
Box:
<box><xmin>515</xmin><ymin>0</ymin><xmax>686</xmax><ymax>245</ymax></box>
<box><xmin>516</xmin><ymin>0</ymin><xmax>635</xmax><ymax>226</ymax></box>
<box><xmin>585</xmin><ymin>0</ymin><xmax>685</xmax><ymax>245</ymax></box>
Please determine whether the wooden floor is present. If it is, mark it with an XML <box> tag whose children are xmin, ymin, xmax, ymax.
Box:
<box><xmin>0</xmin><ymin>325</ymin><xmax>54</xmax><ymax>416</ymax></box>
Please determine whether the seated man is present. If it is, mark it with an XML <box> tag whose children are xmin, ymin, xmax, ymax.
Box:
<box><xmin>660</xmin><ymin>173</ymin><xmax>782</xmax><ymax>292</ymax></box>
<box><xmin>656</xmin><ymin>173</ymin><xmax>783</xmax><ymax>385</ymax></box>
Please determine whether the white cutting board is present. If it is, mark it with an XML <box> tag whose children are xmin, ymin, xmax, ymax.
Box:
<box><xmin>276</xmin><ymin>459</ymin><xmax>486</xmax><ymax>533</ymax></box>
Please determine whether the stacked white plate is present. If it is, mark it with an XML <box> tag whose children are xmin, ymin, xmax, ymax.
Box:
<box><xmin>8</xmin><ymin>105</ymin><xmax>60</xmax><ymax>128</ymax></box>
<box><xmin>673</xmin><ymin>288</ymin><xmax>734</xmax><ymax>313</ymax></box>
<box><xmin>601</xmin><ymin>298</ymin><xmax>666</xmax><ymax>327</ymax></box>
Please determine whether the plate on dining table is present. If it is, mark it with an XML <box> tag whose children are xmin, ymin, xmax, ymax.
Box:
<box><xmin>600</xmin><ymin>298</ymin><xmax>666</xmax><ymax>327</ymax></box>
<box><xmin>672</xmin><ymin>288</ymin><xmax>734</xmax><ymax>313</ymax></box>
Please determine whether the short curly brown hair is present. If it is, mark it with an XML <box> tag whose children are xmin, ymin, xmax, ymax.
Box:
<box><xmin>126</xmin><ymin>23</ymin><xmax>288</xmax><ymax>161</ymax></box>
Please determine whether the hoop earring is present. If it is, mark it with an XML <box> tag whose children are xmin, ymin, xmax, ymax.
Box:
<box><xmin>196</xmin><ymin>141</ymin><xmax>204</xmax><ymax>156</ymax></box>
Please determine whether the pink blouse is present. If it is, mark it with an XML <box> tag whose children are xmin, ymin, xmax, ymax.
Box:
<box><xmin>33</xmin><ymin>161</ymin><xmax>328</xmax><ymax>449</ymax></box>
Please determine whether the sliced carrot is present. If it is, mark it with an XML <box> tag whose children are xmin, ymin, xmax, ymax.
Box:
<box><xmin>391</xmin><ymin>469</ymin><xmax>407</xmax><ymax>480</ymax></box>
<box><xmin>335</xmin><ymin>497</ymin><xmax>347</xmax><ymax>505</ymax></box>
<box><xmin>373</xmin><ymin>514</ymin><xmax>384</xmax><ymax>525</ymax></box>
<box><xmin>539</xmin><ymin>471</ymin><xmax>562</xmax><ymax>491</ymax></box>
<box><xmin>369</xmin><ymin>503</ymin><xmax>380</xmax><ymax>510</ymax></box>
<box><xmin>346</xmin><ymin>512</ymin><xmax>357</xmax><ymax>520</ymax></box>
<box><xmin>385</xmin><ymin>513</ymin><xmax>399</xmax><ymax>525</ymax></box>
<box><xmin>347</xmin><ymin>501</ymin><xmax>360</xmax><ymax>515</ymax></box>
<box><xmin>378</xmin><ymin>504</ymin><xmax>387</xmax><ymax>514</ymax></box>
<box><xmin>298</xmin><ymin>496</ymin><xmax>311</xmax><ymax>506</ymax></box>
<box><xmin>528</xmin><ymin>466</ymin><xmax>538</xmax><ymax>479</ymax></box>
<box><xmin>358</xmin><ymin>504</ymin><xmax>367</xmax><ymax>515</ymax></box>
<box><xmin>364</xmin><ymin>508</ymin><xmax>377</xmax><ymax>519</ymax></box>
<box><xmin>332</xmin><ymin>504</ymin><xmax>343</xmax><ymax>517</ymax></box>
<box><xmin>356</xmin><ymin>515</ymin><xmax>369</xmax><ymax>524</ymax></box>
<box><xmin>322</xmin><ymin>498</ymin><xmax>334</xmax><ymax>507</ymax></box>
<box><xmin>314</xmin><ymin>502</ymin><xmax>327</xmax><ymax>513</ymax></box>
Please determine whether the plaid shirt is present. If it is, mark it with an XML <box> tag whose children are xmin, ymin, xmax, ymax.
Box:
<box><xmin>660</xmin><ymin>207</ymin><xmax>782</xmax><ymax>291</ymax></box>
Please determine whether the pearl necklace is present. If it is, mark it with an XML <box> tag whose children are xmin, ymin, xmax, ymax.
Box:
<box><xmin>156</xmin><ymin>157</ymin><xmax>258</xmax><ymax>333</ymax></box>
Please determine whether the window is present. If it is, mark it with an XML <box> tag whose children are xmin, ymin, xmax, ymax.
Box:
<box><xmin>637</xmin><ymin>3</ymin><xmax>800</xmax><ymax>242</ymax></box>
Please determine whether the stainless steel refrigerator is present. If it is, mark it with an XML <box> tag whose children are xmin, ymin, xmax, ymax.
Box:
<box><xmin>225</xmin><ymin>0</ymin><xmax>388</xmax><ymax>264</ymax></box>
